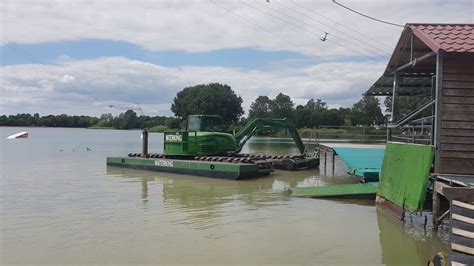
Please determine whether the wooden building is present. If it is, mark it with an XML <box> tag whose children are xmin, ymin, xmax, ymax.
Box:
<box><xmin>365</xmin><ymin>24</ymin><xmax>473</xmax><ymax>235</ymax></box>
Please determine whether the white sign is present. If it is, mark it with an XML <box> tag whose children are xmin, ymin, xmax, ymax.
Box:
<box><xmin>165</xmin><ymin>134</ymin><xmax>182</xmax><ymax>142</ymax></box>
<box><xmin>155</xmin><ymin>160</ymin><xmax>174</xmax><ymax>167</ymax></box>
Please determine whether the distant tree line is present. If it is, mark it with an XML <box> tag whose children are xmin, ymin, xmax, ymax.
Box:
<box><xmin>0</xmin><ymin>113</ymin><xmax>100</xmax><ymax>128</ymax></box>
<box><xmin>2</xmin><ymin>82</ymin><xmax>391</xmax><ymax>131</ymax></box>
<box><xmin>246</xmin><ymin>93</ymin><xmax>384</xmax><ymax>128</ymax></box>
<box><xmin>0</xmin><ymin>112</ymin><xmax>180</xmax><ymax>131</ymax></box>
<box><xmin>93</xmin><ymin>111</ymin><xmax>180</xmax><ymax>130</ymax></box>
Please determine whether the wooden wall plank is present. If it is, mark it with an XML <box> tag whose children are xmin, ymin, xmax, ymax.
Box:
<box><xmin>452</xmin><ymin>205</ymin><xmax>474</xmax><ymax>219</ymax></box>
<box><xmin>440</xmin><ymin>143</ymin><xmax>474</xmax><ymax>151</ymax></box>
<box><xmin>442</xmin><ymin>121</ymin><xmax>474</xmax><ymax>130</ymax></box>
<box><xmin>450</xmin><ymin>250</ymin><xmax>474</xmax><ymax>265</ymax></box>
<box><xmin>442</xmin><ymin>96</ymin><xmax>474</xmax><ymax>105</ymax></box>
<box><xmin>444</xmin><ymin>89</ymin><xmax>474</xmax><ymax>97</ymax></box>
<box><xmin>451</xmin><ymin>219</ymin><xmax>474</xmax><ymax>232</ymax></box>
<box><xmin>442</xmin><ymin>113</ymin><xmax>474</xmax><ymax>122</ymax></box>
<box><xmin>442</xmin><ymin>103</ymin><xmax>474</xmax><ymax>113</ymax></box>
<box><xmin>444</xmin><ymin>73</ymin><xmax>474</xmax><ymax>82</ymax></box>
<box><xmin>445</xmin><ymin>56</ymin><xmax>474</xmax><ymax>63</ymax></box>
<box><xmin>444</xmin><ymin>65</ymin><xmax>474</xmax><ymax>73</ymax></box>
<box><xmin>439</xmin><ymin>158</ymin><xmax>474</xmax><ymax>175</ymax></box>
<box><xmin>442</xmin><ymin>129</ymin><xmax>474</xmax><ymax>137</ymax></box>
<box><xmin>440</xmin><ymin>136</ymin><xmax>474</xmax><ymax>144</ymax></box>
<box><xmin>440</xmin><ymin>151</ymin><xmax>474</xmax><ymax>159</ymax></box>
<box><xmin>444</xmin><ymin>81</ymin><xmax>474</xmax><ymax>89</ymax></box>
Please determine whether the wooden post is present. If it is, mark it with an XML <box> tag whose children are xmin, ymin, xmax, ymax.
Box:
<box><xmin>434</xmin><ymin>52</ymin><xmax>443</xmax><ymax>173</ymax></box>
<box><xmin>432</xmin><ymin>187</ymin><xmax>440</xmax><ymax>230</ymax></box>
<box><xmin>391</xmin><ymin>72</ymin><xmax>400</xmax><ymax>123</ymax></box>
<box><xmin>433</xmin><ymin>180</ymin><xmax>450</xmax><ymax>230</ymax></box>
<box><xmin>142</xmin><ymin>129</ymin><xmax>148</xmax><ymax>158</ymax></box>
<box><xmin>331</xmin><ymin>151</ymin><xmax>335</xmax><ymax>176</ymax></box>
<box><xmin>432</xmin><ymin>53</ymin><xmax>444</xmax><ymax>229</ymax></box>
<box><xmin>324</xmin><ymin>151</ymin><xmax>327</xmax><ymax>176</ymax></box>
<box><xmin>430</xmin><ymin>75</ymin><xmax>436</xmax><ymax>145</ymax></box>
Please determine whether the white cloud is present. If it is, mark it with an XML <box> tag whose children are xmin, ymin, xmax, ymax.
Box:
<box><xmin>0</xmin><ymin>56</ymin><xmax>383</xmax><ymax>116</ymax></box>
<box><xmin>1</xmin><ymin>0</ymin><xmax>472</xmax><ymax>58</ymax></box>
<box><xmin>60</xmin><ymin>74</ymin><xmax>75</xmax><ymax>83</ymax></box>
<box><xmin>1</xmin><ymin>0</ymin><xmax>471</xmax><ymax>116</ymax></box>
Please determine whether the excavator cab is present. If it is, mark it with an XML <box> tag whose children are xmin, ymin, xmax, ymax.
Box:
<box><xmin>164</xmin><ymin>115</ymin><xmax>237</xmax><ymax>156</ymax></box>
<box><xmin>187</xmin><ymin>115</ymin><xmax>225</xmax><ymax>132</ymax></box>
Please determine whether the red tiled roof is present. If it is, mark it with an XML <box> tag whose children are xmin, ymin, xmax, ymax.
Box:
<box><xmin>408</xmin><ymin>24</ymin><xmax>474</xmax><ymax>53</ymax></box>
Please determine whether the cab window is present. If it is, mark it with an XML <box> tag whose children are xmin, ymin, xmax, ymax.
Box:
<box><xmin>187</xmin><ymin>117</ymin><xmax>201</xmax><ymax>131</ymax></box>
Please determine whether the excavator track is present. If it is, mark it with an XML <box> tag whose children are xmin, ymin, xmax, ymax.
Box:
<box><xmin>127</xmin><ymin>152</ymin><xmax>319</xmax><ymax>171</ymax></box>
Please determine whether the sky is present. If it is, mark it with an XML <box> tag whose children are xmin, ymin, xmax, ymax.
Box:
<box><xmin>1</xmin><ymin>0</ymin><xmax>473</xmax><ymax>117</ymax></box>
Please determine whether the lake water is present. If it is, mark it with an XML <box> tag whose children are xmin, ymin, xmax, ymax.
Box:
<box><xmin>1</xmin><ymin>127</ymin><xmax>448</xmax><ymax>265</ymax></box>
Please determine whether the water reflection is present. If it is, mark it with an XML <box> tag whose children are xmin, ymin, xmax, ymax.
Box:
<box><xmin>107</xmin><ymin>166</ymin><xmax>449</xmax><ymax>264</ymax></box>
<box><xmin>107</xmin><ymin>167</ymin><xmax>305</xmax><ymax>229</ymax></box>
<box><xmin>377</xmin><ymin>209</ymin><xmax>448</xmax><ymax>265</ymax></box>
<box><xmin>141</xmin><ymin>177</ymin><xmax>149</xmax><ymax>202</ymax></box>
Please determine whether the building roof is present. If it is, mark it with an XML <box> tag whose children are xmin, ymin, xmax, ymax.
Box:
<box><xmin>365</xmin><ymin>75</ymin><xmax>432</xmax><ymax>96</ymax></box>
<box><xmin>365</xmin><ymin>23</ymin><xmax>473</xmax><ymax>96</ymax></box>
<box><xmin>408</xmin><ymin>24</ymin><xmax>474</xmax><ymax>53</ymax></box>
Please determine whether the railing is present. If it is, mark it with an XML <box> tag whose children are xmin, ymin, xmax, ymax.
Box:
<box><xmin>390</xmin><ymin>116</ymin><xmax>434</xmax><ymax>145</ymax></box>
<box><xmin>315</xmin><ymin>125</ymin><xmax>387</xmax><ymax>143</ymax></box>
<box><xmin>314</xmin><ymin>118</ymin><xmax>434</xmax><ymax>145</ymax></box>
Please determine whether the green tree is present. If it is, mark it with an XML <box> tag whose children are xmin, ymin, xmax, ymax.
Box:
<box><xmin>320</xmin><ymin>109</ymin><xmax>345</xmax><ymax>126</ymax></box>
<box><xmin>97</xmin><ymin>113</ymin><xmax>114</xmax><ymax>127</ymax></box>
<box><xmin>114</xmin><ymin>110</ymin><xmax>138</xmax><ymax>129</ymax></box>
<box><xmin>248</xmin><ymin>96</ymin><xmax>272</xmax><ymax>119</ymax></box>
<box><xmin>270</xmin><ymin>93</ymin><xmax>294</xmax><ymax>120</ymax></box>
<box><xmin>294</xmin><ymin>105</ymin><xmax>311</xmax><ymax>128</ymax></box>
<box><xmin>305</xmin><ymin>98</ymin><xmax>327</xmax><ymax>111</ymax></box>
<box><xmin>350</xmin><ymin>96</ymin><xmax>384</xmax><ymax>126</ymax></box>
<box><xmin>171</xmin><ymin>83</ymin><xmax>244</xmax><ymax>126</ymax></box>
<box><xmin>338</xmin><ymin>107</ymin><xmax>352</xmax><ymax>126</ymax></box>
<box><xmin>166</xmin><ymin>117</ymin><xmax>182</xmax><ymax>129</ymax></box>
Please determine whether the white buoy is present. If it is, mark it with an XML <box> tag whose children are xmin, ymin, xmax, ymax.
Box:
<box><xmin>7</xmin><ymin>131</ymin><xmax>28</xmax><ymax>139</ymax></box>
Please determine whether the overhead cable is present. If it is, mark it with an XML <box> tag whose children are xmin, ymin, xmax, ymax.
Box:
<box><xmin>243</xmin><ymin>0</ymin><xmax>385</xmax><ymax>62</ymax></box>
<box><xmin>332</xmin><ymin>0</ymin><xmax>404</xmax><ymax>28</ymax></box>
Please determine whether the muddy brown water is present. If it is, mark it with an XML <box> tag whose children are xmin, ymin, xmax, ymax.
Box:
<box><xmin>1</xmin><ymin>127</ymin><xmax>448</xmax><ymax>265</ymax></box>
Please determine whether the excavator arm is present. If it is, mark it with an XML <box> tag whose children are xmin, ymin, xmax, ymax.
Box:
<box><xmin>234</xmin><ymin>118</ymin><xmax>306</xmax><ymax>155</ymax></box>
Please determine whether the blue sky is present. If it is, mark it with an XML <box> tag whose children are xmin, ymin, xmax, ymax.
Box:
<box><xmin>1</xmin><ymin>39</ymin><xmax>313</xmax><ymax>69</ymax></box>
<box><xmin>1</xmin><ymin>0</ymin><xmax>472</xmax><ymax>116</ymax></box>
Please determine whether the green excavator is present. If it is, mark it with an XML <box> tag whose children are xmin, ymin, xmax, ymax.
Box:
<box><xmin>163</xmin><ymin>115</ymin><xmax>318</xmax><ymax>170</ymax></box>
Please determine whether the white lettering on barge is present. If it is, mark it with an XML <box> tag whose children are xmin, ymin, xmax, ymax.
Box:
<box><xmin>155</xmin><ymin>160</ymin><xmax>174</xmax><ymax>167</ymax></box>
<box><xmin>165</xmin><ymin>134</ymin><xmax>182</xmax><ymax>142</ymax></box>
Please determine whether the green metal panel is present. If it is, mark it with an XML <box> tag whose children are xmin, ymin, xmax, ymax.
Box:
<box><xmin>291</xmin><ymin>183</ymin><xmax>378</xmax><ymax>198</ymax></box>
<box><xmin>164</xmin><ymin>131</ymin><xmax>238</xmax><ymax>156</ymax></box>
<box><xmin>377</xmin><ymin>142</ymin><xmax>434</xmax><ymax>212</ymax></box>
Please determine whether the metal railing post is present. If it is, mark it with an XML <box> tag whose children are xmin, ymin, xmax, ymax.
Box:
<box><xmin>142</xmin><ymin>129</ymin><xmax>149</xmax><ymax>158</ymax></box>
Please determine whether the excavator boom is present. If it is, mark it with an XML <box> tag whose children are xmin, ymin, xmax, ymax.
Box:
<box><xmin>234</xmin><ymin>118</ymin><xmax>306</xmax><ymax>155</ymax></box>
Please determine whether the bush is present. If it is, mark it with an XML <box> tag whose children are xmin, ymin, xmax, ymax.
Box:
<box><xmin>149</xmin><ymin>125</ymin><xmax>168</xmax><ymax>132</ymax></box>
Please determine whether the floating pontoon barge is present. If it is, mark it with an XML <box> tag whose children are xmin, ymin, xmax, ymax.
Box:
<box><xmin>107</xmin><ymin>156</ymin><xmax>273</xmax><ymax>180</ymax></box>
<box><xmin>107</xmin><ymin>129</ymin><xmax>319</xmax><ymax>180</ymax></box>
